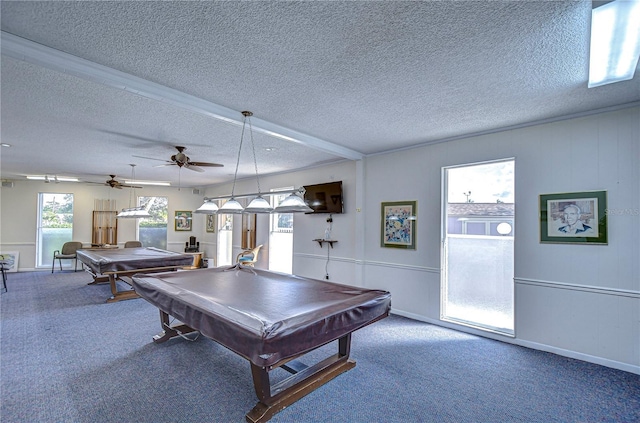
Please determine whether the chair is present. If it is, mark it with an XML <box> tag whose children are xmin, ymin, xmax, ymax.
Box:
<box><xmin>185</xmin><ymin>236</ymin><xmax>199</xmax><ymax>253</ymax></box>
<box><xmin>0</xmin><ymin>256</ymin><xmax>8</xmax><ymax>292</ymax></box>
<box><xmin>124</xmin><ymin>241</ymin><xmax>142</xmax><ymax>248</ymax></box>
<box><xmin>236</xmin><ymin>244</ymin><xmax>263</xmax><ymax>267</ymax></box>
<box><xmin>51</xmin><ymin>241</ymin><xmax>83</xmax><ymax>273</ymax></box>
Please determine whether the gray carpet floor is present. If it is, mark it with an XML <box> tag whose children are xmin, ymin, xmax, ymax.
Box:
<box><xmin>1</xmin><ymin>270</ymin><xmax>638</xmax><ymax>422</ymax></box>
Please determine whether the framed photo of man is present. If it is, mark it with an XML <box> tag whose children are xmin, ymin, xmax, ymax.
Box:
<box><xmin>539</xmin><ymin>190</ymin><xmax>607</xmax><ymax>245</ymax></box>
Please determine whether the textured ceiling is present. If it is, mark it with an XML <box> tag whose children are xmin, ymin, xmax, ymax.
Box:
<box><xmin>1</xmin><ymin>1</ymin><xmax>639</xmax><ymax>188</ymax></box>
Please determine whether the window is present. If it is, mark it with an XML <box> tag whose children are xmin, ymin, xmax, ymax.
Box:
<box><xmin>37</xmin><ymin>193</ymin><xmax>73</xmax><ymax>268</ymax></box>
<box><xmin>217</xmin><ymin>212</ymin><xmax>233</xmax><ymax>266</ymax></box>
<box><xmin>137</xmin><ymin>197</ymin><xmax>167</xmax><ymax>249</ymax></box>
<box><xmin>269</xmin><ymin>188</ymin><xmax>294</xmax><ymax>273</ymax></box>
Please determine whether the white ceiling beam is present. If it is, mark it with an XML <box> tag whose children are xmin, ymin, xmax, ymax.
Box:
<box><xmin>1</xmin><ymin>31</ymin><xmax>364</xmax><ymax>161</ymax></box>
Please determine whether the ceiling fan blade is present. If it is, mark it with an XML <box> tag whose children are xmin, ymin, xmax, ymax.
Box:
<box><xmin>184</xmin><ymin>163</ymin><xmax>205</xmax><ymax>173</ymax></box>
<box><xmin>152</xmin><ymin>163</ymin><xmax>176</xmax><ymax>168</ymax></box>
<box><xmin>189</xmin><ymin>161</ymin><xmax>224</xmax><ymax>167</ymax></box>
<box><xmin>98</xmin><ymin>130</ymin><xmax>161</xmax><ymax>144</ymax></box>
<box><xmin>133</xmin><ymin>155</ymin><xmax>173</xmax><ymax>163</ymax></box>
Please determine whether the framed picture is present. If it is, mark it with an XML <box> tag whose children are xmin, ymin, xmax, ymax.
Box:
<box><xmin>381</xmin><ymin>201</ymin><xmax>417</xmax><ymax>249</ymax></box>
<box><xmin>175</xmin><ymin>211</ymin><xmax>192</xmax><ymax>231</ymax></box>
<box><xmin>0</xmin><ymin>251</ymin><xmax>19</xmax><ymax>273</ymax></box>
<box><xmin>539</xmin><ymin>190</ymin><xmax>607</xmax><ymax>244</ymax></box>
<box><xmin>205</xmin><ymin>214</ymin><xmax>216</xmax><ymax>233</ymax></box>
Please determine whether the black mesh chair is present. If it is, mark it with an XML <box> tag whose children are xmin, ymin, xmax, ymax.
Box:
<box><xmin>51</xmin><ymin>241</ymin><xmax>83</xmax><ymax>273</ymax></box>
<box><xmin>0</xmin><ymin>255</ymin><xmax>9</xmax><ymax>292</ymax></box>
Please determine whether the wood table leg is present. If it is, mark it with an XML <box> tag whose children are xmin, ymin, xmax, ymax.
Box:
<box><xmin>152</xmin><ymin>310</ymin><xmax>198</xmax><ymax>343</ymax></box>
<box><xmin>87</xmin><ymin>274</ymin><xmax>109</xmax><ymax>285</ymax></box>
<box><xmin>245</xmin><ymin>333</ymin><xmax>355</xmax><ymax>423</ymax></box>
<box><xmin>105</xmin><ymin>274</ymin><xmax>140</xmax><ymax>303</ymax></box>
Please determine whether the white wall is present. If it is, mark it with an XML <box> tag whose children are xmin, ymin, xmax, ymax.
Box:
<box><xmin>213</xmin><ymin>107</ymin><xmax>640</xmax><ymax>373</ymax></box>
<box><xmin>0</xmin><ymin>182</ymin><xmax>207</xmax><ymax>268</ymax></box>
<box><xmin>2</xmin><ymin>107</ymin><xmax>638</xmax><ymax>373</ymax></box>
<box><xmin>362</xmin><ymin>107</ymin><xmax>639</xmax><ymax>373</ymax></box>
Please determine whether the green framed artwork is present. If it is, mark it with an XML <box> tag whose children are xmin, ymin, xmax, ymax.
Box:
<box><xmin>381</xmin><ymin>201</ymin><xmax>417</xmax><ymax>249</ymax></box>
<box><xmin>175</xmin><ymin>211</ymin><xmax>192</xmax><ymax>231</ymax></box>
<box><xmin>206</xmin><ymin>214</ymin><xmax>216</xmax><ymax>233</ymax></box>
<box><xmin>539</xmin><ymin>190</ymin><xmax>607</xmax><ymax>244</ymax></box>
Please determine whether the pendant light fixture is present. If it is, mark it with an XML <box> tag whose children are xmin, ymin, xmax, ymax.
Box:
<box><xmin>243</xmin><ymin>111</ymin><xmax>273</xmax><ymax>213</ymax></box>
<box><xmin>117</xmin><ymin>164</ymin><xmax>151</xmax><ymax>219</ymax></box>
<box><xmin>217</xmin><ymin>111</ymin><xmax>253</xmax><ymax>214</ymax></box>
<box><xmin>197</xmin><ymin>110</ymin><xmax>312</xmax><ymax>214</ymax></box>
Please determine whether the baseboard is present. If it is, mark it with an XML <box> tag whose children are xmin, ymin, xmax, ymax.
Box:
<box><xmin>390</xmin><ymin>309</ymin><xmax>640</xmax><ymax>375</ymax></box>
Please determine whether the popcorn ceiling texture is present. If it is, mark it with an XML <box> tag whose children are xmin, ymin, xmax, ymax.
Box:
<box><xmin>1</xmin><ymin>1</ymin><xmax>638</xmax><ymax>186</ymax></box>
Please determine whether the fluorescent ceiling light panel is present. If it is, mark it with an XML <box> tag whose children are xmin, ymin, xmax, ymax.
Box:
<box><xmin>589</xmin><ymin>0</ymin><xmax>640</xmax><ymax>88</ymax></box>
<box><xmin>27</xmin><ymin>175</ymin><xmax>79</xmax><ymax>182</ymax></box>
<box><xmin>123</xmin><ymin>180</ymin><xmax>171</xmax><ymax>186</ymax></box>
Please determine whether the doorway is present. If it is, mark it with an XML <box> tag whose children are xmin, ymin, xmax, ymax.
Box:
<box><xmin>269</xmin><ymin>188</ymin><xmax>294</xmax><ymax>274</ymax></box>
<box><xmin>442</xmin><ymin>159</ymin><xmax>515</xmax><ymax>335</ymax></box>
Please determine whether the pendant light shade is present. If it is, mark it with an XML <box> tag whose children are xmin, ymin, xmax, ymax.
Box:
<box><xmin>194</xmin><ymin>200</ymin><xmax>219</xmax><ymax>214</ymax></box>
<box><xmin>117</xmin><ymin>206</ymin><xmax>152</xmax><ymax>219</ymax></box>
<box><xmin>273</xmin><ymin>193</ymin><xmax>313</xmax><ymax>213</ymax></box>
<box><xmin>243</xmin><ymin>196</ymin><xmax>274</xmax><ymax>214</ymax></box>
<box><xmin>131</xmin><ymin>208</ymin><xmax>152</xmax><ymax>218</ymax></box>
<box><xmin>218</xmin><ymin>198</ymin><xmax>244</xmax><ymax>214</ymax></box>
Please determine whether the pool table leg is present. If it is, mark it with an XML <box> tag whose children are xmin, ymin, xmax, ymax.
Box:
<box><xmin>245</xmin><ymin>333</ymin><xmax>355</xmax><ymax>423</ymax></box>
<box><xmin>152</xmin><ymin>310</ymin><xmax>198</xmax><ymax>343</ymax></box>
<box><xmin>105</xmin><ymin>274</ymin><xmax>140</xmax><ymax>303</ymax></box>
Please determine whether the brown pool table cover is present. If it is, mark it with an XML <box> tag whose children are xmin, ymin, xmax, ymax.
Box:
<box><xmin>131</xmin><ymin>267</ymin><xmax>391</xmax><ymax>367</ymax></box>
<box><xmin>77</xmin><ymin>247</ymin><xmax>195</xmax><ymax>274</ymax></box>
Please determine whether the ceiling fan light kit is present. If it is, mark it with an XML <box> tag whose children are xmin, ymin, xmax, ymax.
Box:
<box><xmin>197</xmin><ymin>111</ymin><xmax>312</xmax><ymax>215</ymax></box>
<box><xmin>133</xmin><ymin>145</ymin><xmax>223</xmax><ymax>172</ymax></box>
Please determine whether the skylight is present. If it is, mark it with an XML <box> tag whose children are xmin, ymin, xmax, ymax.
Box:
<box><xmin>589</xmin><ymin>0</ymin><xmax>640</xmax><ymax>88</ymax></box>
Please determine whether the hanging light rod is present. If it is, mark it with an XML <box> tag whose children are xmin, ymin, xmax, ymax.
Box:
<box><xmin>204</xmin><ymin>187</ymin><xmax>304</xmax><ymax>202</ymax></box>
<box><xmin>197</xmin><ymin>110</ymin><xmax>313</xmax><ymax>215</ymax></box>
<box><xmin>196</xmin><ymin>188</ymin><xmax>312</xmax><ymax>214</ymax></box>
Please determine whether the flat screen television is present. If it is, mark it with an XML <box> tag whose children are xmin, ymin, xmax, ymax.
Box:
<box><xmin>303</xmin><ymin>181</ymin><xmax>344</xmax><ymax>214</ymax></box>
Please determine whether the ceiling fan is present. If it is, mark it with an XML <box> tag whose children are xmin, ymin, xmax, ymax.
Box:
<box><xmin>87</xmin><ymin>175</ymin><xmax>143</xmax><ymax>189</ymax></box>
<box><xmin>134</xmin><ymin>146</ymin><xmax>223</xmax><ymax>173</ymax></box>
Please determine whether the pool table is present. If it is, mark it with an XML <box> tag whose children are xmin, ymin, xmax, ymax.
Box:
<box><xmin>131</xmin><ymin>266</ymin><xmax>391</xmax><ymax>422</ymax></box>
<box><xmin>77</xmin><ymin>247</ymin><xmax>195</xmax><ymax>302</ymax></box>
